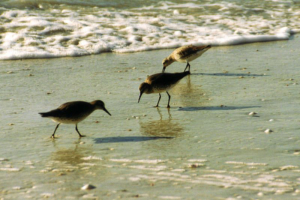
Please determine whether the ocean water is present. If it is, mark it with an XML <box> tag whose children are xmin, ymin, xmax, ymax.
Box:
<box><xmin>0</xmin><ymin>0</ymin><xmax>299</xmax><ymax>60</ymax></box>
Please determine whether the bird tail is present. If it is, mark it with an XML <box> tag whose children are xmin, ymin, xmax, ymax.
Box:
<box><xmin>39</xmin><ymin>112</ymin><xmax>50</xmax><ymax>117</ymax></box>
<box><xmin>174</xmin><ymin>71</ymin><xmax>190</xmax><ymax>81</ymax></box>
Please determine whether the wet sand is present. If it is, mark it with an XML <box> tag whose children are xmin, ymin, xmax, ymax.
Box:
<box><xmin>0</xmin><ymin>36</ymin><xmax>300</xmax><ymax>199</ymax></box>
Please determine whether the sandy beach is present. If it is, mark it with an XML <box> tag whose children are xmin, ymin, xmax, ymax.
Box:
<box><xmin>0</xmin><ymin>35</ymin><xmax>300</xmax><ymax>199</ymax></box>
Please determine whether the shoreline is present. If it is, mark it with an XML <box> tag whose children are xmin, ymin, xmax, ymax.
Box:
<box><xmin>0</xmin><ymin>28</ymin><xmax>296</xmax><ymax>60</ymax></box>
<box><xmin>0</xmin><ymin>35</ymin><xmax>299</xmax><ymax>199</ymax></box>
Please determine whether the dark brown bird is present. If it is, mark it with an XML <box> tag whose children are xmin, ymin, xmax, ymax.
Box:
<box><xmin>162</xmin><ymin>45</ymin><xmax>211</xmax><ymax>72</ymax></box>
<box><xmin>138</xmin><ymin>71</ymin><xmax>190</xmax><ymax>108</ymax></box>
<box><xmin>39</xmin><ymin>100</ymin><xmax>111</xmax><ymax>138</ymax></box>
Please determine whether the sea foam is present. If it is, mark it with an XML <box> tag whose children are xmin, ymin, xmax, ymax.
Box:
<box><xmin>0</xmin><ymin>1</ymin><xmax>298</xmax><ymax>60</ymax></box>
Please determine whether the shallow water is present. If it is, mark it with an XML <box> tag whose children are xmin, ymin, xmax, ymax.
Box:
<box><xmin>0</xmin><ymin>0</ymin><xmax>299</xmax><ymax>59</ymax></box>
<box><xmin>0</xmin><ymin>35</ymin><xmax>299</xmax><ymax>199</ymax></box>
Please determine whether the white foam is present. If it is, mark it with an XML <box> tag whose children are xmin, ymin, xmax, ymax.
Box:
<box><xmin>134</xmin><ymin>159</ymin><xmax>166</xmax><ymax>164</ymax></box>
<box><xmin>129</xmin><ymin>165</ymin><xmax>167</xmax><ymax>171</ymax></box>
<box><xmin>134</xmin><ymin>172</ymin><xmax>294</xmax><ymax>193</ymax></box>
<box><xmin>0</xmin><ymin>1</ymin><xmax>298</xmax><ymax>60</ymax></box>
<box><xmin>81</xmin><ymin>156</ymin><xmax>102</xmax><ymax>161</ymax></box>
<box><xmin>280</xmin><ymin>165</ymin><xmax>298</xmax><ymax>171</ymax></box>
<box><xmin>158</xmin><ymin>196</ymin><xmax>181</xmax><ymax>199</ymax></box>
<box><xmin>187</xmin><ymin>159</ymin><xmax>207</xmax><ymax>163</ymax></box>
<box><xmin>0</xmin><ymin>167</ymin><xmax>21</xmax><ymax>171</ymax></box>
<box><xmin>226</xmin><ymin>161</ymin><xmax>268</xmax><ymax>166</ymax></box>
<box><xmin>110</xmin><ymin>158</ymin><xmax>132</xmax><ymax>163</ymax></box>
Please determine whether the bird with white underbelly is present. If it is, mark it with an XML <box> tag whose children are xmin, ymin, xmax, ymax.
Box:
<box><xmin>138</xmin><ymin>71</ymin><xmax>190</xmax><ymax>108</ymax></box>
<box><xmin>39</xmin><ymin>100</ymin><xmax>111</xmax><ymax>138</ymax></box>
<box><xmin>162</xmin><ymin>45</ymin><xmax>211</xmax><ymax>73</ymax></box>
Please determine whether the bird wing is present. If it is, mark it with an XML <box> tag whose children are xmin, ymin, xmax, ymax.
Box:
<box><xmin>145</xmin><ymin>73</ymin><xmax>164</xmax><ymax>84</ymax></box>
<box><xmin>160</xmin><ymin>73</ymin><xmax>189</xmax><ymax>85</ymax></box>
<box><xmin>146</xmin><ymin>73</ymin><xmax>188</xmax><ymax>87</ymax></box>
<box><xmin>39</xmin><ymin>102</ymin><xmax>75</xmax><ymax>118</ymax></box>
<box><xmin>58</xmin><ymin>101</ymin><xmax>92</xmax><ymax>118</ymax></box>
<box><xmin>40</xmin><ymin>101</ymin><xmax>93</xmax><ymax>119</ymax></box>
<box><xmin>175</xmin><ymin>45</ymin><xmax>209</xmax><ymax>60</ymax></box>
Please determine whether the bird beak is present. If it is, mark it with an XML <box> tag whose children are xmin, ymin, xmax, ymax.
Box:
<box><xmin>138</xmin><ymin>92</ymin><xmax>143</xmax><ymax>103</ymax></box>
<box><xmin>162</xmin><ymin>67</ymin><xmax>166</xmax><ymax>73</ymax></box>
<box><xmin>103</xmin><ymin>107</ymin><xmax>111</xmax><ymax>116</ymax></box>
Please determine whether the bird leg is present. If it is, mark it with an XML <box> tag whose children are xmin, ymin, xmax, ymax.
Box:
<box><xmin>166</xmin><ymin>91</ymin><xmax>171</xmax><ymax>108</ymax></box>
<box><xmin>155</xmin><ymin>93</ymin><xmax>162</xmax><ymax>107</ymax></box>
<box><xmin>51</xmin><ymin>123</ymin><xmax>60</xmax><ymax>138</ymax></box>
<box><xmin>75</xmin><ymin>124</ymin><xmax>86</xmax><ymax>137</ymax></box>
<box><xmin>184</xmin><ymin>62</ymin><xmax>191</xmax><ymax>72</ymax></box>
<box><xmin>184</xmin><ymin>63</ymin><xmax>190</xmax><ymax>72</ymax></box>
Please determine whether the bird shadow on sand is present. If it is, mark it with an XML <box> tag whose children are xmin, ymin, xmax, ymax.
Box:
<box><xmin>178</xmin><ymin>105</ymin><xmax>260</xmax><ymax>111</ymax></box>
<box><xmin>94</xmin><ymin>136</ymin><xmax>173</xmax><ymax>144</ymax></box>
<box><xmin>192</xmin><ymin>72</ymin><xmax>267</xmax><ymax>77</ymax></box>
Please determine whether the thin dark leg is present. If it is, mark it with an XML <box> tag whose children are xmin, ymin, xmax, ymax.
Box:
<box><xmin>51</xmin><ymin>123</ymin><xmax>60</xmax><ymax>138</ymax></box>
<box><xmin>156</xmin><ymin>93</ymin><xmax>161</xmax><ymax>107</ymax></box>
<box><xmin>75</xmin><ymin>124</ymin><xmax>86</xmax><ymax>137</ymax></box>
<box><xmin>166</xmin><ymin>91</ymin><xmax>171</xmax><ymax>108</ymax></box>
<box><xmin>184</xmin><ymin>63</ymin><xmax>190</xmax><ymax>72</ymax></box>
<box><xmin>184</xmin><ymin>63</ymin><xmax>188</xmax><ymax>72</ymax></box>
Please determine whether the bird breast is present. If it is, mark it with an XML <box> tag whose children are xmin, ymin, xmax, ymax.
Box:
<box><xmin>50</xmin><ymin>115</ymin><xmax>89</xmax><ymax>124</ymax></box>
<box><xmin>151</xmin><ymin>84</ymin><xmax>174</xmax><ymax>93</ymax></box>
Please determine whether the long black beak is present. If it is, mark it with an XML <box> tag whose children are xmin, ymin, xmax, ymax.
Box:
<box><xmin>103</xmin><ymin>107</ymin><xmax>111</xmax><ymax>116</ymax></box>
<box><xmin>162</xmin><ymin>67</ymin><xmax>166</xmax><ymax>73</ymax></box>
<box><xmin>138</xmin><ymin>92</ymin><xmax>143</xmax><ymax>103</ymax></box>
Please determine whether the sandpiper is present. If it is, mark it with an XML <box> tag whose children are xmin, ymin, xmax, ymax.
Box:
<box><xmin>39</xmin><ymin>100</ymin><xmax>111</xmax><ymax>138</ymax></box>
<box><xmin>162</xmin><ymin>45</ymin><xmax>211</xmax><ymax>72</ymax></box>
<box><xmin>138</xmin><ymin>71</ymin><xmax>190</xmax><ymax>108</ymax></box>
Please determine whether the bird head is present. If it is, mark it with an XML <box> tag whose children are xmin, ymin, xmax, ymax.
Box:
<box><xmin>91</xmin><ymin>100</ymin><xmax>111</xmax><ymax>116</ymax></box>
<box><xmin>138</xmin><ymin>82</ymin><xmax>151</xmax><ymax>103</ymax></box>
<box><xmin>162</xmin><ymin>57</ymin><xmax>173</xmax><ymax>72</ymax></box>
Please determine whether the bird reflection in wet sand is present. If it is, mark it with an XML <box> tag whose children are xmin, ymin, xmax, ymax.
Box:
<box><xmin>51</xmin><ymin>140</ymin><xmax>87</xmax><ymax>166</ymax></box>
<box><xmin>171</xmin><ymin>75</ymin><xmax>209</xmax><ymax>107</ymax></box>
<box><xmin>139</xmin><ymin>108</ymin><xmax>183</xmax><ymax>137</ymax></box>
<box><xmin>51</xmin><ymin>141</ymin><xmax>110</xmax><ymax>180</ymax></box>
